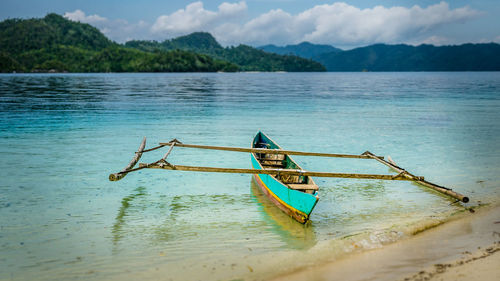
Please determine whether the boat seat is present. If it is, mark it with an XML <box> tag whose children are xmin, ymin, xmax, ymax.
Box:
<box><xmin>261</xmin><ymin>160</ymin><xmax>284</xmax><ymax>166</ymax></box>
<box><xmin>258</xmin><ymin>158</ymin><xmax>283</xmax><ymax>162</ymax></box>
<box><xmin>258</xmin><ymin>154</ymin><xmax>285</xmax><ymax>161</ymax></box>
<box><xmin>287</xmin><ymin>184</ymin><xmax>319</xmax><ymax>191</ymax></box>
<box><xmin>262</xmin><ymin>163</ymin><xmax>285</xmax><ymax>168</ymax></box>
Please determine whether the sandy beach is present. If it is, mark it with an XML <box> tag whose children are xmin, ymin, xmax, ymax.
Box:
<box><xmin>272</xmin><ymin>205</ymin><xmax>500</xmax><ymax>281</ymax></box>
<box><xmin>400</xmin><ymin>241</ymin><xmax>499</xmax><ymax>281</ymax></box>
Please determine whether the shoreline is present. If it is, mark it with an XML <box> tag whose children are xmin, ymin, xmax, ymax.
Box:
<box><xmin>400</xmin><ymin>241</ymin><xmax>499</xmax><ymax>281</ymax></box>
<box><xmin>271</xmin><ymin>205</ymin><xmax>500</xmax><ymax>281</ymax></box>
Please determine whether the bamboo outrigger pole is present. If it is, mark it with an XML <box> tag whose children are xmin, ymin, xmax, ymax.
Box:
<box><xmin>158</xmin><ymin>141</ymin><xmax>383</xmax><ymax>159</ymax></box>
<box><xmin>139</xmin><ymin>162</ymin><xmax>417</xmax><ymax>181</ymax></box>
<box><xmin>362</xmin><ymin>151</ymin><xmax>469</xmax><ymax>203</ymax></box>
<box><xmin>109</xmin><ymin>137</ymin><xmax>146</xmax><ymax>181</ymax></box>
<box><xmin>109</xmin><ymin>137</ymin><xmax>469</xmax><ymax>203</ymax></box>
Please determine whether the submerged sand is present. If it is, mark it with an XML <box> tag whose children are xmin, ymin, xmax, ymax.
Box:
<box><xmin>272</xmin><ymin>205</ymin><xmax>500</xmax><ymax>281</ymax></box>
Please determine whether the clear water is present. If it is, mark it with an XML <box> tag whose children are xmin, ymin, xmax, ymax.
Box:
<box><xmin>0</xmin><ymin>72</ymin><xmax>499</xmax><ymax>280</ymax></box>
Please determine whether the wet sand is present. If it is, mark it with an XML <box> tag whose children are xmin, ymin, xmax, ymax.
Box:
<box><xmin>272</xmin><ymin>205</ymin><xmax>500</xmax><ymax>281</ymax></box>
<box><xmin>400</xmin><ymin>241</ymin><xmax>499</xmax><ymax>281</ymax></box>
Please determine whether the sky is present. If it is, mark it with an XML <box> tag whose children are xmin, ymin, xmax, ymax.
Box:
<box><xmin>1</xmin><ymin>0</ymin><xmax>499</xmax><ymax>49</ymax></box>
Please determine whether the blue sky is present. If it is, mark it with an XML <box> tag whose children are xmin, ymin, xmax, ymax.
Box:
<box><xmin>1</xmin><ymin>0</ymin><xmax>499</xmax><ymax>48</ymax></box>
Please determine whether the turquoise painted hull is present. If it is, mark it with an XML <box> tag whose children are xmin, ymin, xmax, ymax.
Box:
<box><xmin>251</xmin><ymin>132</ymin><xmax>319</xmax><ymax>223</ymax></box>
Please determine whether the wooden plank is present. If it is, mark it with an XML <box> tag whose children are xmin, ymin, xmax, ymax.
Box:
<box><xmin>260</xmin><ymin>154</ymin><xmax>286</xmax><ymax>160</ymax></box>
<box><xmin>262</xmin><ymin>163</ymin><xmax>285</xmax><ymax>167</ymax></box>
<box><xmin>362</xmin><ymin>151</ymin><xmax>469</xmax><ymax>203</ymax></box>
<box><xmin>288</xmin><ymin>184</ymin><xmax>319</xmax><ymax>190</ymax></box>
<box><xmin>139</xmin><ymin>162</ymin><xmax>413</xmax><ymax>181</ymax></box>
<box><xmin>109</xmin><ymin>137</ymin><xmax>147</xmax><ymax>181</ymax></box>
<box><xmin>159</xmin><ymin>142</ymin><xmax>383</xmax><ymax>159</ymax></box>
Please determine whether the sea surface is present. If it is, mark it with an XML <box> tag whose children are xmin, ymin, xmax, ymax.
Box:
<box><xmin>0</xmin><ymin>72</ymin><xmax>499</xmax><ymax>281</ymax></box>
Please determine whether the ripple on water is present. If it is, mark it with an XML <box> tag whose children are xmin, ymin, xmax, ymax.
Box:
<box><xmin>0</xmin><ymin>72</ymin><xmax>499</xmax><ymax>280</ymax></box>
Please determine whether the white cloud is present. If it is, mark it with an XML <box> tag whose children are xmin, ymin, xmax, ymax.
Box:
<box><xmin>64</xmin><ymin>10</ymin><xmax>152</xmax><ymax>42</ymax></box>
<box><xmin>218</xmin><ymin>1</ymin><xmax>247</xmax><ymax>15</ymax></box>
<box><xmin>64</xmin><ymin>1</ymin><xmax>483</xmax><ymax>46</ymax></box>
<box><xmin>213</xmin><ymin>1</ymin><xmax>481</xmax><ymax>46</ymax></box>
<box><xmin>151</xmin><ymin>1</ymin><xmax>247</xmax><ymax>37</ymax></box>
<box><xmin>411</xmin><ymin>35</ymin><xmax>452</xmax><ymax>46</ymax></box>
<box><xmin>64</xmin><ymin>9</ymin><xmax>107</xmax><ymax>23</ymax></box>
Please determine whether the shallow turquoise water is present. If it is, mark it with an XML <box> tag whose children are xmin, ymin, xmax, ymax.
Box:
<box><xmin>0</xmin><ymin>72</ymin><xmax>499</xmax><ymax>280</ymax></box>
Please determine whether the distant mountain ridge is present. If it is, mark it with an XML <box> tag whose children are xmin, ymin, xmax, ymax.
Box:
<box><xmin>258</xmin><ymin>42</ymin><xmax>342</xmax><ymax>59</ymax></box>
<box><xmin>260</xmin><ymin>41</ymin><xmax>500</xmax><ymax>71</ymax></box>
<box><xmin>125</xmin><ymin>32</ymin><xmax>326</xmax><ymax>72</ymax></box>
<box><xmin>314</xmin><ymin>43</ymin><xmax>500</xmax><ymax>71</ymax></box>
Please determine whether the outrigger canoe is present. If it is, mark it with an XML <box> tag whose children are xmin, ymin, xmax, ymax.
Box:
<box><xmin>251</xmin><ymin>132</ymin><xmax>318</xmax><ymax>223</ymax></box>
<box><xmin>109</xmin><ymin>132</ymin><xmax>469</xmax><ymax>224</ymax></box>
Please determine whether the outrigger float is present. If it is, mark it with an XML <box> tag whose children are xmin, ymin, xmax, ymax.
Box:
<box><xmin>109</xmin><ymin>131</ymin><xmax>469</xmax><ymax>224</ymax></box>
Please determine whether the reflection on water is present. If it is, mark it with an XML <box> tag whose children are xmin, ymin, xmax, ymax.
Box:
<box><xmin>112</xmin><ymin>186</ymin><xmax>147</xmax><ymax>244</ymax></box>
<box><xmin>335</xmin><ymin>181</ymin><xmax>386</xmax><ymax>200</ymax></box>
<box><xmin>250</xmin><ymin>178</ymin><xmax>317</xmax><ymax>250</ymax></box>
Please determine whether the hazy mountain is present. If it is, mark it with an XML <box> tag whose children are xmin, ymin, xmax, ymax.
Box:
<box><xmin>258</xmin><ymin>42</ymin><xmax>342</xmax><ymax>59</ymax></box>
<box><xmin>314</xmin><ymin>43</ymin><xmax>500</xmax><ymax>71</ymax></box>
<box><xmin>258</xmin><ymin>40</ymin><xmax>500</xmax><ymax>71</ymax></box>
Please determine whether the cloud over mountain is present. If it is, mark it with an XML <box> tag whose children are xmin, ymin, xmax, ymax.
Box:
<box><xmin>64</xmin><ymin>1</ymin><xmax>482</xmax><ymax>47</ymax></box>
<box><xmin>151</xmin><ymin>1</ymin><xmax>247</xmax><ymax>36</ymax></box>
<box><xmin>64</xmin><ymin>9</ymin><xmax>106</xmax><ymax>24</ymax></box>
<box><xmin>64</xmin><ymin>10</ymin><xmax>150</xmax><ymax>42</ymax></box>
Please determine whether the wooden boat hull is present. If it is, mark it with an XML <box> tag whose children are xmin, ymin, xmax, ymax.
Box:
<box><xmin>251</xmin><ymin>132</ymin><xmax>319</xmax><ymax>224</ymax></box>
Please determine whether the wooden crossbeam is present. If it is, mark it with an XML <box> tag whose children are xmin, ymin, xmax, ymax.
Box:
<box><xmin>159</xmin><ymin>141</ymin><xmax>382</xmax><ymax>159</ymax></box>
<box><xmin>139</xmin><ymin>162</ymin><xmax>413</xmax><ymax>181</ymax></box>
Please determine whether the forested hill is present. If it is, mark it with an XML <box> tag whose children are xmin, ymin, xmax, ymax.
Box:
<box><xmin>0</xmin><ymin>13</ymin><xmax>113</xmax><ymax>52</ymax></box>
<box><xmin>125</xmin><ymin>32</ymin><xmax>326</xmax><ymax>72</ymax></box>
<box><xmin>0</xmin><ymin>14</ymin><xmax>239</xmax><ymax>73</ymax></box>
<box><xmin>0</xmin><ymin>14</ymin><xmax>241</xmax><ymax>72</ymax></box>
<box><xmin>0</xmin><ymin>15</ymin><xmax>325</xmax><ymax>73</ymax></box>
